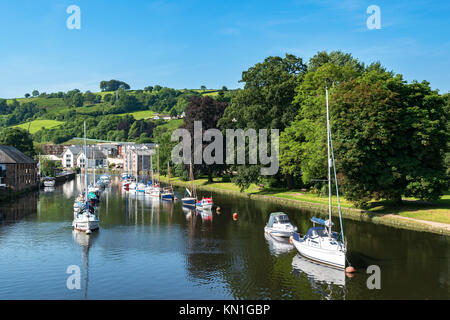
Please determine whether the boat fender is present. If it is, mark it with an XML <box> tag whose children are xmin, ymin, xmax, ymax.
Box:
<box><xmin>289</xmin><ymin>236</ymin><xmax>293</xmax><ymax>244</ymax></box>
<box><xmin>345</xmin><ymin>266</ymin><xmax>355</xmax><ymax>273</ymax></box>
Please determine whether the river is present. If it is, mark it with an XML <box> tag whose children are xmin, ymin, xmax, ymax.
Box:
<box><xmin>0</xmin><ymin>176</ymin><xmax>448</xmax><ymax>299</ymax></box>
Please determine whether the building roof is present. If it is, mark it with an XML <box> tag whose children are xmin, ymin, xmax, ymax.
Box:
<box><xmin>77</xmin><ymin>148</ymin><xmax>107</xmax><ymax>160</ymax></box>
<box><xmin>65</xmin><ymin>145</ymin><xmax>84</xmax><ymax>156</ymax></box>
<box><xmin>0</xmin><ymin>146</ymin><xmax>36</xmax><ymax>164</ymax></box>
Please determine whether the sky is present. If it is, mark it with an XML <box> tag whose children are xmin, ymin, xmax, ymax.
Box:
<box><xmin>0</xmin><ymin>0</ymin><xmax>448</xmax><ymax>98</ymax></box>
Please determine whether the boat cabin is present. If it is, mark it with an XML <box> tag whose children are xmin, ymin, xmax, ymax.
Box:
<box><xmin>267</xmin><ymin>212</ymin><xmax>291</xmax><ymax>227</ymax></box>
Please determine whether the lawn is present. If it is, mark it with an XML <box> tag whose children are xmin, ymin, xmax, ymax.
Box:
<box><xmin>13</xmin><ymin>120</ymin><xmax>64</xmax><ymax>134</ymax></box>
<box><xmin>122</xmin><ymin>110</ymin><xmax>157</xmax><ymax>120</ymax></box>
<box><xmin>160</xmin><ymin>175</ymin><xmax>450</xmax><ymax>225</ymax></box>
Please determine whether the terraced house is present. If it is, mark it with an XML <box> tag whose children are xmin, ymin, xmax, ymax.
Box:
<box><xmin>0</xmin><ymin>146</ymin><xmax>37</xmax><ymax>191</ymax></box>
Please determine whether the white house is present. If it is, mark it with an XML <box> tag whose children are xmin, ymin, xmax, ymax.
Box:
<box><xmin>61</xmin><ymin>146</ymin><xmax>83</xmax><ymax>168</ymax></box>
<box><xmin>153</xmin><ymin>115</ymin><xmax>160</xmax><ymax>120</ymax></box>
<box><xmin>76</xmin><ymin>148</ymin><xmax>108</xmax><ymax>169</ymax></box>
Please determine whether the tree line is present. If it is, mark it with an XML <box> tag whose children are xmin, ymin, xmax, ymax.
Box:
<box><xmin>171</xmin><ymin>51</ymin><xmax>449</xmax><ymax>208</ymax></box>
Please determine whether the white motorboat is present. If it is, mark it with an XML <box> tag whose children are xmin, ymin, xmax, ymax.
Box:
<box><xmin>196</xmin><ymin>197</ymin><xmax>213</xmax><ymax>210</ymax></box>
<box><xmin>128</xmin><ymin>182</ymin><xmax>137</xmax><ymax>192</ymax></box>
<box><xmin>264</xmin><ymin>212</ymin><xmax>297</xmax><ymax>238</ymax></box>
<box><xmin>292</xmin><ymin>87</ymin><xmax>347</xmax><ymax>269</ymax></box>
<box><xmin>136</xmin><ymin>182</ymin><xmax>147</xmax><ymax>193</ymax></box>
<box><xmin>43</xmin><ymin>177</ymin><xmax>56</xmax><ymax>187</ymax></box>
<box><xmin>145</xmin><ymin>184</ymin><xmax>160</xmax><ymax>197</ymax></box>
<box><xmin>100</xmin><ymin>174</ymin><xmax>111</xmax><ymax>184</ymax></box>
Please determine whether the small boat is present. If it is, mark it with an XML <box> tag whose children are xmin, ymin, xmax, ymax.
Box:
<box><xmin>128</xmin><ymin>181</ymin><xmax>137</xmax><ymax>192</ymax></box>
<box><xmin>196</xmin><ymin>197</ymin><xmax>213</xmax><ymax>210</ymax></box>
<box><xmin>181</xmin><ymin>163</ymin><xmax>197</xmax><ymax>207</ymax></box>
<box><xmin>99</xmin><ymin>174</ymin><xmax>111</xmax><ymax>184</ymax></box>
<box><xmin>150</xmin><ymin>184</ymin><xmax>161</xmax><ymax>197</ymax></box>
<box><xmin>136</xmin><ymin>182</ymin><xmax>147</xmax><ymax>193</ymax></box>
<box><xmin>43</xmin><ymin>177</ymin><xmax>56</xmax><ymax>187</ymax></box>
<box><xmin>264</xmin><ymin>212</ymin><xmax>297</xmax><ymax>238</ymax></box>
<box><xmin>182</xmin><ymin>188</ymin><xmax>196</xmax><ymax>207</ymax></box>
<box><xmin>161</xmin><ymin>187</ymin><xmax>174</xmax><ymax>201</ymax></box>
<box><xmin>88</xmin><ymin>184</ymin><xmax>100</xmax><ymax>194</ymax></box>
<box><xmin>161</xmin><ymin>162</ymin><xmax>175</xmax><ymax>201</ymax></box>
<box><xmin>292</xmin><ymin>87</ymin><xmax>347</xmax><ymax>269</ymax></box>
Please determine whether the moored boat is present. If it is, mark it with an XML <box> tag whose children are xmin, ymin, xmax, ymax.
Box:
<box><xmin>196</xmin><ymin>197</ymin><xmax>213</xmax><ymax>210</ymax></box>
<box><xmin>291</xmin><ymin>87</ymin><xmax>347</xmax><ymax>269</ymax></box>
<box><xmin>43</xmin><ymin>177</ymin><xmax>56</xmax><ymax>187</ymax></box>
<box><xmin>264</xmin><ymin>212</ymin><xmax>297</xmax><ymax>238</ymax></box>
<box><xmin>181</xmin><ymin>163</ymin><xmax>197</xmax><ymax>207</ymax></box>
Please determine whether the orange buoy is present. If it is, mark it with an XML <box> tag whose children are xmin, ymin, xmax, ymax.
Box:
<box><xmin>232</xmin><ymin>213</ymin><xmax>238</xmax><ymax>221</ymax></box>
<box><xmin>174</xmin><ymin>197</ymin><xmax>178</xmax><ymax>200</ymax></box>
<box><xmin>345</xmin><ymin>266</ymin><xmax>355</xmax><ymax>273</ymax></box>
<box><xmin>289</xmin><ymin>236</ymin><xmax>293</xmax><ymax>244</ymax></box>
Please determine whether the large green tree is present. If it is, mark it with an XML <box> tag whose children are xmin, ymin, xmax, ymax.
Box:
<box><xmin>0</xmin><ymin>127</ymin><xmax>35</xmax><ymax>157</ymax></box>
<box><xmin>219</xmin><ymin>54</ymin><xmax>307</xmax><ymax>190</ymax></box>
<box><xmin>280</xmin><ymin>61</ymin><xmax>362</xmax><ymax>188</ymax></box>
<box><xmin>332</xmin><ymin>73</ymin><xmax>448</xmax><ymax>206</ymax></box>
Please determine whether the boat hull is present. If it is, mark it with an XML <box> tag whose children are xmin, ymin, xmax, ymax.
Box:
<box><xmin>264</xmin><ymin>226</ymin><xmax>293</xmax><ymax>238</ymax></box>
<box><xmin>43</xmin><ymin>181</ymin><xmax>55</xmax><ymax>187</ymax></box>
<box><xmin>72</xmin><ymin>220</ymin><xmax>99</xmax><ymax>233</ymax></box>
<box><xmin>161</xmin><ymin>193</ymin><xmax>174</xmax><ymax>201</ymax></box>
<box><xmin>182</xmin><ymin>197</ymin><xmax>196</xmax><ymax>207</ymax></box>
<box><xmin>292</xmin><ymin>234</ymin><xmax>346</xmax><ymax>269</ymax></box>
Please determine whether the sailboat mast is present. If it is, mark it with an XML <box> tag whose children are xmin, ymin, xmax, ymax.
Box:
<box><xmin>150</xmin><ymin>154</ymin><xmax>154</xmax><ymax>184</ymax></box>
<box><xmin>157</xmin><ymin>145</ymin><xmax>160</xmax><ymax>184</ymax></box>
<box><xmin>190</xmin><ymin>162</ymin><xmax>196</xmax><ymax>198</ymax></box>
<box><xmin>84</xmin><ymin>121</ymin><xmax>88</xmax><ymax>204</ymax></box>
<box><xmin>326</xmin><ymin>87</ymin><xmax>332</xmax><ymax>237</ymax></box>
<box><xmin>167</xmin><ymin>162</ymin><xmax>171</xmax><ymax>186</ymax></box>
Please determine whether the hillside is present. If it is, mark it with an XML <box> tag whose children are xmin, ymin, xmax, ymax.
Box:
<box><xmin>0</xmin><ymin>86</ymin><xmax>232</xmax><ymax>144</ymax></box>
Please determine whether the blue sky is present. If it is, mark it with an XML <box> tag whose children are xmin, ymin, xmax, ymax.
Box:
<box><xmin>0</xmin><ymin>0</ymin><xmax>448</xmax><ymax>98</ymax></box>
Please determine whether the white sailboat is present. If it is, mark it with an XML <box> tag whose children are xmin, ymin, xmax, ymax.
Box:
<box><xmin>292</xmin><ymin>87</ymin><xmax>347</xmax><ymax>269</ymax></box>
<box><xmin>72</xmin><ymin>122</ymin><xmax>99</xmax><ymax>234</ymax></box>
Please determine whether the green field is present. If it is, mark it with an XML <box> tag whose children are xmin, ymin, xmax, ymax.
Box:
<box><xmin>13</xmin><ymin>120</ymin><xmax>64</xmax><ymax>134</ymax></box>
<box><xmin>122</xmin><ymin>110</ymin><xmax>157</xmax><ymax>120</ymax></box>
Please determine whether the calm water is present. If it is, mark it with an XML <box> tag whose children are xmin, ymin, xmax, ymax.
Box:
<box><xmin>0</xmin><ymin>176</ymin><xmax>448</xmax><ymax>300</ymax></box>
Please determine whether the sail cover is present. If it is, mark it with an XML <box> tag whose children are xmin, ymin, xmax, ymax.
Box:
<box><xmin>311</xmin><ymin>217</ymin><xmax>333</xmax><ymax>227</ymax></box>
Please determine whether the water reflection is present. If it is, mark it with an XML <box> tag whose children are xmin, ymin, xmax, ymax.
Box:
<box><xmin>264</xmin><ymin>233</ymin><xmax>294</xmax><ymax>256</ymax></box>
<box><xmin>43</xmin><ymin>187</ymin><xmax>55</xmax><ymax>193</ymax></box>
<box><xmin>72</xmin><ymin>230</ymin><xmax>98</xmax><ymax>300</ymax></box>
<box><xmin>292</xmin><ymin>254</ymin><xmax>347</xmax><ymax>300</ymax></box>
<box><xmin>0</xmin><ymin>192</ymin><xmax>38</xmax><ymax>225</ymax></box>
<box><xmin>0</xmin><ymin>175</ymin><xmax>448</xmax><ymax>299</ymax></box>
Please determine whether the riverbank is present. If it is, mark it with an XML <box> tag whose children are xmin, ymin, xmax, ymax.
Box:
<box><xmin>160</xmin><ymin>175</ymin><xmax>450</xmax><ymax>236</ymax></box>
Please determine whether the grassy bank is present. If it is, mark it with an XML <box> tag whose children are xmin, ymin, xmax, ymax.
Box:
<box><xmin>13</xmin><ymin>119</ymin><xmax>64</xmax><ymax>133</ymax></box>
<box><xmin>159</xmin><ymin>175</ymin><xmax>450</xmax><ymax>235</ymax></box>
